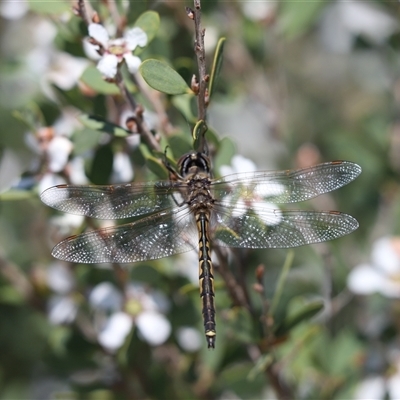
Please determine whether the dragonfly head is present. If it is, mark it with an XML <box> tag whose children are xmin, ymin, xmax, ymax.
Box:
<box><xmin>178</xmin><ymin>152</ymin><xmax>211</xmax><ymax>177</ymax></box>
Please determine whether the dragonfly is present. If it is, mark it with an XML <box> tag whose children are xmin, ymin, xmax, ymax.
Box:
<box><xmin>40</xmin><ymin>151</ymin><xmax>361</xmax><ymax>348</ymax></box>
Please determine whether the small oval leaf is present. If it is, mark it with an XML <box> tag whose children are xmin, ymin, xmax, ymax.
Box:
<box><xmin>145</xmin><ymin>156</ymin><xmax>168</xmax><ymax>180</ymax></box>
<box><xmin>81</xmin><ymin>66</ymin><xmax>120</xmax><ymax>95</ymax></box>
<box><xmin>87</xmin><ymin>145</ymin><xmax>114</xmax><ymax>184</ymax></box>
<box><xmin>28</xmin><ymin>0</ymin><xmax>70</xmax><ymax>14</ymax></box>
<box><xmin>275</xmin><ymin>299</ymin><xmax>324</xmax><ymax>337</ymax></box>
<box><xmin>140</xmin><ymin>59</ymin><xmax>191</xmax><ymax>95</ymax></box>
<box><xmin>79</xmin><ymin>114</ymin><xmax>131</xmax><ymax>137</ymax></box>
<box><xmin>134</xmin><ymin>11</ymin><xmax>160</xmax><ymax>45</ymax></box>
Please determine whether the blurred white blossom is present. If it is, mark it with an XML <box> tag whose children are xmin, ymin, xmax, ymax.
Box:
<box><xmin>348</xmin><ymin>237</ymin><xmax>400</xmax><ymax>297</ymax></box>
<box><xmin>319</xmin><ymin>1</ymin><xmax>398</xmax><ymax>53</ymax></box>
<box><xmin>219</xmin><ymin>155</ymin><xmax>283</xmax><ymax>226</ymax></box>
<box><xmin>176</xmin><ymin>327</ymin><xmax>202</xmax><ymax>352</ymax></box>
<box><xmin>0</xmin><ymin>0</ymin><xmax>28</xmax><ymax>20</ymax></box>
<box><xmin>98</xmin><ymin>312</ymin><xmax>133</xmax><ymax>351</ymax></box>
<box><xmin>89</xmin><ymin>282</ymin><xmax>123</xmax><ymax>312</ymax></box>
<box><xmin>111</xmin><ymin>152</ymin><xmax>134</xmax><ymax>183</ymax></box>
<box><xmin>46</xmin><ymin>262</ymin><xmax>75</xmax><ymax>294</ymax></box>
<box><xmin>219</xmin><ymin>154</ymin><xmax>257</xmax><ymax>177</ymax></box>
<box><xmin>47</xmin><ymin>295</ymin><xmax>78</xmax><ymax>325</ymax></box>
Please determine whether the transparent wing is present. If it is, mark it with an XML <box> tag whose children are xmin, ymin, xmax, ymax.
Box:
<box><xmin>40</xmin><ymin>181</ymin><xmax>183</xmax><ymax>219</ymax></box>
<box><xmin>212</xmin><ymin>161</ymin><xmax>361</xmax><ymax>204</ymax></box>
<box><xmin>211</xmin><ymin>203</ymin><xmax>359</xmax><ymax>249</ymax></box>
<box><xmin>52</xmin><ymin>206</ymin><xmax>198</xmax><ymax>263</ymax></box>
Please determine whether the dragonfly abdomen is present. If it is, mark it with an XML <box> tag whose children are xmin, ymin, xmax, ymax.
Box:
<box><xmin>196</xmin><ymin>211</ymin><xmax>216</xmax><ymax>349</ymax></box>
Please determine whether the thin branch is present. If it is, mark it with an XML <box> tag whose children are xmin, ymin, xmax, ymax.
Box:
<box><xmin>76</xmin><ymin>0</ymin><xmax>91</xmax><ymax>25</ymax></box>
<box><xmin>191</xmin><ymin>0</ymin><xmax>209</xmax><ymax>153</ymax></box>
<box><xmin>115</xmin><ymin>72</ymin><xmax>161</xmax><ymax>152</ymax></box>
<box><xmin>132</xmin><ymin>72</ymin><xmax>177</xmax><ymax>136</ymax></box>
<box><xmin>214</xmin><ymin>247</ymin><xmax>251</xmax><ymax>312</ymax></box>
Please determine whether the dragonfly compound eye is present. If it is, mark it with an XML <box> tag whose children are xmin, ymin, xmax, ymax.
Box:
<box><xmin>178</xmin><ymin>152</ymin><xmax>211</xmax><ymax>177</ymax></box>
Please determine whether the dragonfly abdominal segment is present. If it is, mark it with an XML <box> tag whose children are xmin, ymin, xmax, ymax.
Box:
<box><xmin>40</xmin><ymin>152</ymin><xmax>361</xmax><ymax>348</ymax></box>
<box><xmin>196</xmin><ymin>211</ymin><xmax>216</xmax><ymax>348</ymax></box>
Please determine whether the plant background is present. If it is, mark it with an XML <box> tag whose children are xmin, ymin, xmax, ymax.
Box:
<box><xmin>0</xmin><ymin>1</ymin><xmax>399</xmax><ymax>399</ymax></box>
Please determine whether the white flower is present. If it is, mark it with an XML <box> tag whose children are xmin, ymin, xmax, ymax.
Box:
<box><xmin>47</xmin><ymin>295</ymin><xmax>78</xmax><ymax>325</ymax></box>
<box><xmin>219</xmin><ymin>155</ymin><xmax>283</xmax><ymax>226</ymax></box>
<box><xmin>348</xmin><ymin>237</ymin><xmax>400</xmax><ymax>297</ymax></box>
<box><xmin>47</xmin><ymin>262</ymin><xmax>75</xmax><ymax>294</ymax></box>
<box><xmin>136</xmin><ymin>311</ymin><xmax>171</xmax><ymax>346</ymax></box>
<box><xmin>176</xmin><ymin>327</ymin><xmax>202</xmax><ymax>352</ymax></box>
<box><xmin>0</xmin><ymin>0</ymin><xmax>28</xmax><ymax>20</ymax></box>
<box><xmin>46</xmin><ymin>52</ymin><xmax>88</xmax><ymax>91</ymax></box>
<box><xmin>47</xmin><ymin>136</ymin><xmax>73</xmax><ymax>173</ymax></box>
<box><xmin>319</xmin><ymin>2</ymin><xmax>398</xmax><ymax>53</ymax></box>
<box><xmin>89</xmin><ymin>282</ymin><xmax>123</xmax><ymax>312</ymax></box>
<box><xmin>219</xmin><ymin>154</ymin><xmax>257</xmax><ymax>177</ymax></box>
<box><xmin>111</xmin><ymin>152</ymin><xmax>134</xmax><ymax>183</ymax></box>
<box><xmin>98</xmin><ymin>312</ymin><xmax>133</xmax><ymax>351</ymax></box>
<box><xmin>125</xmin><ymin>284</ymin><xmax>171</xmax><ymax>346</ymax></box>
<box><xmin>353</xmin><ymin>361</ymin><xmax>400</xmax><ymax>400</ymax></box>
<box><xmin>88</xmin><ymin>23</ymin><xmax>147</xmax><ymax>78</ymax></box>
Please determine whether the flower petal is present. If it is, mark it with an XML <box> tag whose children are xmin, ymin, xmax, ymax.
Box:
<box><xmin>47</xmin><ymin>262</ymin><xmax>75</xmax><ymax>294</ymax></box>
<box><xmin>371</xmin><ymin>237</ymin><xmax>400</xmax><ymax>275</ymax></box>
<box><xmin>97</xmin><ymin>54</ymin><xmax>119</xmax><ymax>78</ymax></box>
<box><xmin>89</xmin><ymin>282</ymin><xmax>123</xmax><ymax>312</ymax></box>
<box><xmin>47</xmin><ymin>296</ymin><xmax>77</xmax><ymax>325</ymax></box>
<box><xmin>123</xmin><ymin>53</ymin><xmax>141</xmax><ymax>74</ymax></box>
<box><xmin>347</xmin><ymin>264</ymin><xmax>385</xmax><ymax>295</ymax></box>
<box><xmin>88</xmin><ymin>23</ymin><xmax>109</xmax><ymax>47</ymax></box>
<box><xmin>47</xmin><ymin>136</ymin><xmax>73</xmax><ymax>172</ymax></box>
<box><xmin>136</xmin><ymin>311</ymin><xmax>171</xmax><ymax>346</ymax></box>
<box><xmin>98</xmin><ymin>312</ymin><xmax>133</xmax><ymax>351</ymax></box>
<box><xmin>124</xmin><ymin>27</ymin><xmax>148</xmax><ymax>50</ymax></box>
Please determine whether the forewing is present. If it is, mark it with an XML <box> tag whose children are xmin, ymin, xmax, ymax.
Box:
<box><xmin>212</xmin><ymin>161</ymin><xmax>361</xmax><ymax>204</ymax></box>
<box><xmin>40</xmin><ymin>181</ymin><xmax>181</xmax><ymax>219</ymax></box>
<box><xmin>52</xmin><ymin>206</ymin><xmax>198</xmax><ymax>263</ymax></box>
<box><xmin>212</xmin><ymin>203</ymin><xmax>359</xmax><ymax>249</ymax></box>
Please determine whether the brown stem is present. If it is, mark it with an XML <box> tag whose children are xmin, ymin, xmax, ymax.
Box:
<box><xmin>132</xmin><ymin>72</ymin><xmax>176</xmax><ymax>136</ymax></box>
<box><xmin>115</xmin><ymin>72</ymin><xmax>161</xmax><ymax>152</ymax></box>
<box><xmin>213</xmin><ymin>247</ymin><xmax>251</xmax><ymax>312</ymax></box>
<box><xmin>266</xmin><ymin>363</ymin><xmax>294</xmax><ymax>400</ymax></box>
<box><xmin>77</xmin><ymin>0</ymin><xmax>91</xmax><ymax>25</ymax></box>
<box><xmin>192</xmin><ymin>0</ymin><xmax>209</xmax><ymax>153</ymax></box>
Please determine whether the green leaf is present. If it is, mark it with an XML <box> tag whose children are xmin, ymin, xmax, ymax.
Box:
<box><xmin>87</xmin><ymin>145</ymin><xmax>114</xmax><ymax>184</ymax></box>
<box><xmin>279</xmin><ymin>0</ymin><xmax>324</xmax><ymax>40</ymax></box>
<box><xmin>134</xmin><ymin>11</ymin><xmax>160</xmax><ymax>45</ymax></box>
<box><xmin>209</xmin><ymin>37</ymin><xmax>226</xmax><ymax>98</ymax></box>
<box><xmin>247</xmin><ymin>354</ymin><xmax>274</xmax><ymax>381</ymax></box>
<box><xmin>167</xmin><ymin>134</ymin><xmax>193</xmax><ymax>158</ymax></box>
<box><xmin>71</xmin><ymin>128</ymin><xmax>102</xmax><ymax>156</ymax></box>
<box><xmin>0</xmin><ymin>190</ymin><xmax>36</xmax><ymax>201</ymax></box>
<box><xmin>275</xmin><ymin>299</ymin><xmax>324</xmax><ymax>336</ymax></box>
<box><xmin>214</xmin><ymin>137</ymin><xmax>236</xmax><ymax>174</ymax></box>
<box><xmin>81</xmin><ymin>66</ymin><xmax>120</xmax><ymax>95</ymax></box>
<box><xmin>28</xmin><ymin>0</ymin><xmax>70</xmax><ymax>14</ymax></box>
<box><xmin>171</xmin><ymin>94</ymin><xmax>195</xmax><ymax>122</ymax></box>
<box><xmin>145</xmin><ymin>156</ymin><xmax>168</xmax><ymax>180</ymax></box>
<box><xmin>78</xmin><ymin>114</ymin><xmax>131</xmax><ymax>137</ymax></box>
<box><xmin>140</xmin><ymin>59</ymin><xmax>191</xmax><ymax>95</ymax></box>
<box><xmin>269</xmin><ymin>251</ymin><xmax>295</xmax><ymax>317</ymax></box>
